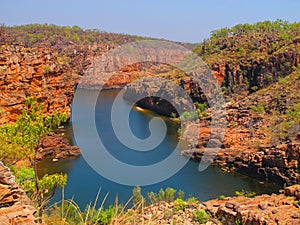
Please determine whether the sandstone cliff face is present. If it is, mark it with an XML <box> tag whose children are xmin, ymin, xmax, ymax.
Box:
<box><xmin>0</xmin><ymin>161</ymin><xmax>37</xmax><ymax>224</ymax></box>
<box><xmin>0</xmin><ymin>45</ymin><xmax>78</xmax><ymax>125</ymax></box>
<box><xmin>221</xmin><ymin>48</ymin><xmax>299</xmax><ymax>97</ymax></box>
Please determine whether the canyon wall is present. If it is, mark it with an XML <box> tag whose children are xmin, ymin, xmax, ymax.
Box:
<box><xmin>0</xmin><ymin>45</ymin><xmax>78</xmax><ymax>125</ymax></box>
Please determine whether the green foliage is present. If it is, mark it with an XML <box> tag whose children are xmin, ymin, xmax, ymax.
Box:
<box><xmin>251</xmin><ymin>86</ymin><xmax>259</xmax><ymax>92</ymax></box>
<box><xmin>177</xmin><ymin>190</ymin><xmax>185</xmax><ymax>200</ymax></box>
<box><xmin>44</xmin><ymin>65</ymin><xmax>50</xmax><ymax>74</ymax></box>
<box><xmin>0</xmin><ymin>97</ymin><xmax>67</xmax><ymax>163</ymax></box>
<box><xmin>251</xmin><ymin>104</ymin><xmax>265</xmax><ymax>114</ymax></box>
<box><xmin>235</xmin><ymin>189</ymin><xmax>256</xmax><ymax>197</ymax></box>
<box><xmin>286</xmin><ymin>103</ymin><xmax>300</xmax><ymax>118</ymax></box>
<box><xmin>2</xmin><ymin>23</ymin><xmax>144</xmax><ymax>48</ymax></box>
<box><xmin>82</xmin><ymin>205</ymin><xmax>116</xmax><ymax>225</ymax></box>
<box><xmin>12</xmin><ymin>166</ymin><xmax>67</xmax><ymax>205</ymax></box>
<box><xmin>147</xmin><ymin>191</ymin><xmax>158</xmax><ymax>204</ymax></box>
<box><xmin>193</xmin><ymin>19</ymin><xmax>299</xmax><ymax>98</ymax></box>
<box><xmin>186</xmin><ymin>197</ymin><xmax>198</xmax><ymax>205</ymax></box>
<box><xmin>0</xmin><ymin>98</ymin><xmax>68</xmax><ymax>223</ymax></box>
<box><xmin>193</xmin><ymin>209</ymin><xmax>210</xmax><ymax>223</ymax></box>
<box><xmin>269</xmin><ymin>101</ymin><xmax>300</xmax><ymax>144</ymax></box>
<box><xmin>132</xmin><ymin>186</ymin><xmax>143</xmax><ymax>206</ymax></box>
<box><xmin>46</xmin><ymin>196</ymin><xmax>123</xmax><ymax>225</ymax></box>
<box><xmin>173</xmin><ymin>198</ymin><xmax>186</xmax><ymax>211</ymax></box>
<box><xmin>235</xmin><ymin>218</ymin><xmax>242</xmax><ymax>225</ymax></box>
<box><xmin>146</xmin><ymin>188</ymin><xmax>186</xmax><ymax>204</ymax></box>
<box><xmin>158</xmin><ymin>188</ymin><xmax>166</xmax><ymax>201</ymax></box>
<box><xmin>180</xmin><ymin>102</ymin><xmax>208</xmax><ymax>121</ymax></box>
<box><xmin>165</xmin><ymin>187</ymin><xmax>177</xmax><ymax>201</ymax></box>
<box><xmin>218</xmin><ymin>195</ymin><xmax>226</xmax><ymax>200</ymax></box>
<box><xmin>278</xmin><ymin>76</ymin><xmax>290</xmax><ymax>84</ymax></box>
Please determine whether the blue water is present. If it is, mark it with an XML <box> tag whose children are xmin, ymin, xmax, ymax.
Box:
<box><xmin>37</xmin><ymin>89</ymin><xmax>279</xmax><ymax>208</ymax></box>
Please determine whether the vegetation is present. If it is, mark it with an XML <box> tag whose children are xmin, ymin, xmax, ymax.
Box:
<box><xmin>193</xmin><ymin>19</ymin><xmax>300</xmax><ymax>98</ymax></box>
<box><xmin>0</xmin><ymin>23</ymin><xmax>145</xmax><ymax>47</ymax></box>
<box><xmin>173</xmin><ymin>198</ymin><xmax>187</xmax><ymax>211</ymax></box>
<box><xmin>235</xmin><ymin>189</ymin><xmax>256</xmax><ymax>197</ymax></box>
<box><xmin>193</xmin><ymin>209</ymin><xmax>210</xmax><ymax>223</ymax></box>
<box><xmin>0</xmin><ymin>98</ymin><xmax>67</xmax><ymax>222</ymax></box>
<box><xmin>251</xmin><ymin>104</ymin><xmax>265</xmax><ymax>114</ymax></box>
<box><xmin>179</xmin><ymin>102</ymin><xmax>208</xmax><ymax>121</ymax></box>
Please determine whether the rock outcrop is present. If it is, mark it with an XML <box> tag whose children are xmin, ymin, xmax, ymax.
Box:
<box><xmin>205</xmin><ymin>185</ymin><xmax>300</xmax><ymax>225</ymax></box>
<box><xmin>0</xmin><ymin>161</ymin><xmax>37</xmax><ymax>224</ymax></box>
<box><xmin>132</xmin><ymin>185</ymin><xmax>300</xmax><ymax>224</ymax></box>
<box><xmin>37</xmin><ymin>132</ymin><xmax>81</xmax><ymax>161</ymax></box>
<box><xmin>0</xmin><ymin>44</ymin><xmax>78</xmax><ymax>125</ymax></box>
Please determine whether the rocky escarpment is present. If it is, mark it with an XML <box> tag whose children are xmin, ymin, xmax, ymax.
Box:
<box><xmin>195</xmin><ymin>21</ymin><xmax>300</xmax><ymax>99</ymax></box>
<box><xmin>182</xmin><ymin>70</ymin><xmax>300</xmax><ymax>186</ymax></box>
<box><xmin>0</xmin><ymin>44</ymin><xmax>78</xmax><ymax>125</ymax></box>
<box><xmin>0</xmin><ymin>161</ymin><xmax>37</xmax><ymax>224</ymax></box>
<box><xmin>213</xmin><ymin>41</ymin><xmax>299</xmax><ymax>99</ymax></box>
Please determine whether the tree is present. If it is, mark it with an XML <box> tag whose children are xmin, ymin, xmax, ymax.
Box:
<box><xmin>0</xmin><ymin>97</ymin><xmax>68</xmax><ymax>222</ymax></box>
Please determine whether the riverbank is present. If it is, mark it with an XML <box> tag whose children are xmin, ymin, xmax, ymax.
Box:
<box><xmin>1</xmin><ymin>160</ymin><xmax>299</xmax><ymax>224</ymax></box>
<box><xmin>132</xmin><ymin>185</ymin><xmax>300</xmax><ymax>224</ymax></box>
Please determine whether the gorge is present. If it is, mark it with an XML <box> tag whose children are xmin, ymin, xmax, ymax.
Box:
<box><xmin>0</xmin><ymin>22</ymin><xmax>299</xmax><ymax>224</ymax></box>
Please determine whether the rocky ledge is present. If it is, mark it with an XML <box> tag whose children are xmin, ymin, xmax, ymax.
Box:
<box><xmin>37</xmin><ymin>132</ymin><xmax>81</xmax><ymax>161</ymax></box>
<box><xmin>205</xmin><ymin>185</ymin><xmax>300</xmax><ymax>225</ymax></box>
<box><xmin>133</xmin><ymin>185</ymin><xmax>300</xmax><ymax>224</ymax></box>
<box><xmin>0</xmin><ymin>161</ymin><xmax>37</xmax><ymax>224</ymax></box>
<box><xmin>182</xmin><ymin>140</ymin><xmax>300</xmax><ymax>186</ymax></box>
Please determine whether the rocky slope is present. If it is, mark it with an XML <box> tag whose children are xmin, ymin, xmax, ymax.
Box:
<box><xmin>132</xmin><ymin>185</ymin><xmax>300</xmax><ymax>224</ymax></box>
<box><xmin>183</xmin><ymin>70</ymin><xmax>300</xmax><ymax>186</ymax></box>
<box><xmin>0</xmin><ymin>161</ymin><xmax>37</xmax><ymax>224</ymax></box>
<box><xmin>194</xmin><ymin>20</ymin><xmax>300</xmax><ymax>99</ymax></box>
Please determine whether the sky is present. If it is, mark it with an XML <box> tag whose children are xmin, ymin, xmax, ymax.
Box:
<box><xmin>0</xmin><ymin>0</ymin><xmax>299</xmax><ymax>43</ymax></box>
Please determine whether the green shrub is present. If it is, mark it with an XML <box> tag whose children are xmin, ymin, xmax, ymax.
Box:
<box><xmin>187</xmin><ymin>197</ymin><xmax>198</xmax><ymax>205</ymax></box>
<box><xmin>132</xmin><ymin>186</ymin><xmax>143</xmax><ymax>206</ymax></box>
<box><xmin>173</xmin><ymin>198</ymin><xmax>186</xmax><ymax>211</ymax></box>
<box><xmin>165</xmin><ymin>187</ymin><xmax>176</xmax><ymax>201</ymax></box>
<box><xmin>177</xmin><ymin>190</ymin><xmax>185</xmax><ymax>200</ymax></box>
<box><xmin>158</xmin><ymin>188</ymin><xmax>165</xmax><ymax>201</ymax></box>
<box><xmin>219</xmin><ymin>195</ymin><xmax>226</xmax><ymax>200</ymax></box>
<box><xmin>147</xmin><ymin>192</ymin><xmax>158</xmax><ymax>204</ymax></box>
<box><xmin>194</xmin><ymin>209</ymin><xmax>209</xmax><ymax>223</ymax></box>
<box><xmin>251</xmin><ymin>104</ymin><xmax>265</xmax><ymax>114</ymax></box>
<box><xmin>235</xmin><ymin>189</ymin><xmax>256</xmax><ymax>197</ymax></box>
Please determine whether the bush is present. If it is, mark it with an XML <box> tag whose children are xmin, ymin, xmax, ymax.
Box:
<box><xmin>219</xmin><ymin>195</ymin><xmax>226</xmax><ymax>200</ymax></box>
<box><xmin>158</xmin><ymin>188</ymin><xmax>165</xmax><ymax>201</ymax></box>
<box><xmin>194</xmin><ymin>209</ymin><xmax>209</xmax><ymax>223</ymax></box>
<box><xmin>132</xmin><ymin>186</ymin><xmax>143</xmax><ymax>206</ymax></box>
<box><xmin>177</xmin><ymin>190</ymin><xmax>185</xmax><ymax>200</ymax></box>
<box><xmin>173</xmin><ymin>198</ymin><xmax>186</xmax><ymax>211</ymax></box>
<box><xmin>235</xmin><ymin>189</ymin><xmax>256</xmax><ymax>197</ymax></box>
<box><xmin>147</xmin><ymin>192</ymin><xmax>158</xmax><ymax>204</ymax></box>
<box><xmin>251</xmin><ymin>104</ymin><xmax>265</xmax><ymax>114</ymax></box>
<box><xmin>165</xmin><ymin>187</ymin><xmax>176</xmax><ymax>201</ymax></box>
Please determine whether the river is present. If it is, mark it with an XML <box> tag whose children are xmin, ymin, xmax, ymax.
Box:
<box><xmin>38</xmin><ymin>89</ymin><xmax>279</xmax><ymax>208</ymax></box>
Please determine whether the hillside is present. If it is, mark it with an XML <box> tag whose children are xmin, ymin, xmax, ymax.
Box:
<box><xmin>193</xmin><ymin>19</ymin><xmax>299</xmax><ymax>99</ymax></box>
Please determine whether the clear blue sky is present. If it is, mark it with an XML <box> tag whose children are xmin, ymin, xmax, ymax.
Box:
<box><xmin>1</xmin><ymin>0</ymin><xmax>299</xmax><ymax>43</ymax></box>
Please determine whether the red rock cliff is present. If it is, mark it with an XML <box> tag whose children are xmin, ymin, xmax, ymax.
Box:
<box><xmin>0</xmin><ymin>45</ymin><xmax>78</xmax><ymax>125</ymax></box>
